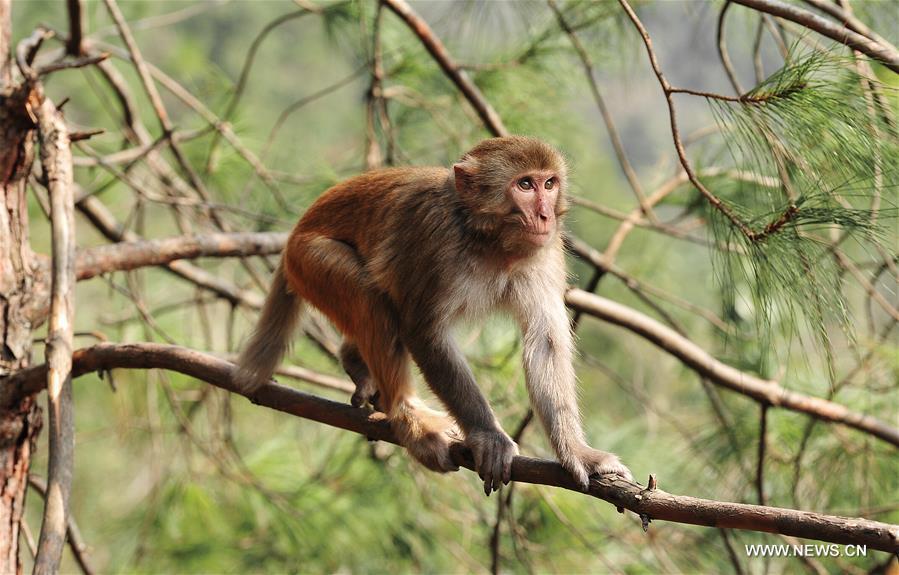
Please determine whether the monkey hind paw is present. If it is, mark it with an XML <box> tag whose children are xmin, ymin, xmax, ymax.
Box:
<box><xmin>351</xmin><ymin>386</ymin><xmax>379</xmax><ymax>409</ymax></box>
<box><xmin>406</xmin><ymin>431</ymin><xmax>459</xmax><ymax>473</ymax></box>
<box><xmin>591</xmin><ymin>457</ymin><xmax>632</xmax><ymax>482</ymax></box>
<box><xmin>567</xmin><ymin>447</ymin><xmax>633</xmax><ymax>491</ymax></box>
<box><xmin>392</xmin><ymin>404</ymin><xmax>461</xmax><ymax>473</ymax></box>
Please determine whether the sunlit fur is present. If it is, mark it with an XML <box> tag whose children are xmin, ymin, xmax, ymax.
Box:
<box><xmin>235</xmin><ymin>136</ymin><xmax>631</xmax><ymax>492</ymax></box>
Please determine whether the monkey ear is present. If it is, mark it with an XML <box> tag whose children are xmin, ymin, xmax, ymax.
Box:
<box><xmin>453</xmin><ymin>162</ymin><xmax>477</xmax><ymax>197</ymax></box>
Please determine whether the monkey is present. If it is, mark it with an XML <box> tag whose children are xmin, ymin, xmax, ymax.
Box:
<box><xmin>235</xmin><ymin>136</ymin><xmax>632</xmax><ymax>494</ymax></box>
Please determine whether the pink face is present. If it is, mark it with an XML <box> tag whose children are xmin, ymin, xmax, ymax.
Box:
<box><xmin>508</xmin><ymin>170</ymin><xmax>560</xmax><ymax>247</ymax></box>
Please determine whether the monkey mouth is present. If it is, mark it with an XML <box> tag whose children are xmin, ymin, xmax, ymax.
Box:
<box><xmin>524</xmin><ymin>230</ymin><xmax>552</xmax><ymax>245</ymax></box>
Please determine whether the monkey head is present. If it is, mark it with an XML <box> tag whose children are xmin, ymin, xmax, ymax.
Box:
<box><xmin>453</xmin><ymin>136</ymin><xmax>569</xmax><ymax>255</ymax></box>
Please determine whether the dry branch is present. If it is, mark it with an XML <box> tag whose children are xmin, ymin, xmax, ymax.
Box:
<box><xmin>34</xmin><ymin>96</ymin><xmax>75</xmax><ymax>575</ymax></box>
<box><xmin>565</xmin><ymin>289</ymin><xmax>899</xmax><ymax>448</ymax></box>
<box><xmin>5</xmin><ymin>343</ymin><xmax>898</xmax><ymax>552</ymax></box>
<box><xmin>382</xmin><ymin>0</ymin><xmax>508</xmax><ymax>137</ymax></box>
<box><xmin>733</xmin><ymin>0</ymin><xmax>899</xmax><ymax>73</ymax></box>
<box><xmin>74</xmin><ymin>196</ymin><xmax>265</xmax><ymax>308</ymax></box>
<box><xmin>74</xmin><ymin>231</ymin><xmax>287</xmax><ymax>281</ymax></box>
<box><xmin>28</xmin><ymin>476</ymin><xmax>95</xmax><ymax>575</ymax></box>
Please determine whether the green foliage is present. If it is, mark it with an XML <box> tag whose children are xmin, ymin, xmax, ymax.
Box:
<box><xmin>705</xmin><ymin>50</ymin><xmax>898</xmax><ymax>367</ymax></box>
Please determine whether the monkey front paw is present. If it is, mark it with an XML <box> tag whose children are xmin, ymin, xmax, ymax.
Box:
<box><xmin>466</xmin><ymin>429</ymin><xmax>519</xmax><ymax>496</ymax></box>
<box><xmin>563</xmin><ymin>445</ymin><xmax>632</xmax><ymax>492</ymax></box>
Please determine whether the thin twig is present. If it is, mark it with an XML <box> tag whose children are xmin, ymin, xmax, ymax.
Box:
<box><xmin>756</xmin><ymin>405</ymin><xmax>769</xmax><ymax>506</ymax></box>
<box><xmin>548</xmin><ymin>0</ymin><xmax>655</xmax><ymax>221</ymax></box>
<box><xmin>717</xmin><ymin>1</ymin><xmax>744</xmax><ymax>94</ymax></box>
<box><xmin>205</xmin><ymin>8</ymin><xmax>315</xmax><ymax>173</ymax></box>
<box><xmin>617</xmin><ymin>0</ymin><xmax>757</xmax><ymax>240</ymax></box>
<box><xmin>37</xmin><ymin>53</ymin><xmax>108</xmax><ymax>76</ymax></box>
<box><xmin>65</xmin><ymin>0</ymin><xmax>84</xmax><ymax>55</ymax></box>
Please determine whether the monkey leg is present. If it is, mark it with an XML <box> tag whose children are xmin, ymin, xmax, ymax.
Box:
<box><xmin>339</xmin><ymin>340</ymin><xmax>378</xmax><ymax>408</ymax></box>
<box><xmin>286</xmin><ymin>235</ymin><xmax>458</xmax><ymax>472</ymax></box>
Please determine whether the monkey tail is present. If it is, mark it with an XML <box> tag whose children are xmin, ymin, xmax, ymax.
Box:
<box><xmin>234</xmin><ymin>261</ymin><xmax>304</xmax><ymax>393</ymax></box>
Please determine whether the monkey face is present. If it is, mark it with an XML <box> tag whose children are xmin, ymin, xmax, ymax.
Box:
<box><xmin>453</xmin><ymin>136</ymin><xmax>568</xmax><ymax>255</ymax></box>
<box><xmin>506</xmin><ymin>170</ymin><xmax>560</xmax><ymax>247</ymax></box>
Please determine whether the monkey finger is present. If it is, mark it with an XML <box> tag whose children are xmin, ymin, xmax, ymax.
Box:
<box><xmin>491</xmin><ymin>455</ymin><xmax>504</xmax><ymax>492</ymax></box>
<box><xmin>485</xmin><ymin>448</ymin><xmax>500</xmax><ymax>494</ymax></box>
<box><xmin>568</xmin><ymin>462</ymin><xmax>590</xmax><ymax>492</ymax></box>
<box><xmin>502</xmin><ymin>453</ymin><xmax>514</xmax><ymax>486</ymax></box>
<box><xmin>483</xmin><ymin>476</ymin><xmax>493</xmax><ymax>496</ymax></box>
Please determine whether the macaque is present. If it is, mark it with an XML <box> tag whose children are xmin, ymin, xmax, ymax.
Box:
<box><xmin>235</xmin><ymin>136</ymin><xmax>632</xmax><ymax>493</ymax></box>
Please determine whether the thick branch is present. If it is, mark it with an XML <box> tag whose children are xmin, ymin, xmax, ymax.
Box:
<box><xmin>382</xmin><ymin>0</ymin><xmax>508</xmax><ymax>137</ymax></box>
<box><xmin>74</xmin><ymin>231</ymin><xmax>287</xmax><ymax>281</ymax></box>
<box><xmin>74</xmin><ymin>196</ymin><xmax>264</xmax><ymax>308</ymax></box>
<box><xmin>565</xmin><ymin>289</ymin><xmax>899</xmax><ymax>448</ymax></box>
<box><xmin>801</xmin><ymin>0</ymin><xmax>897</xmax><ymax>51</ymax></box>
<box><xmin>4</xmin><ymin>343</ymin><xmax>898</xmax><ymax>552</ymax></box>
<box><xmin>733</xmin><ymin>0</ymin><xmax>899</xmax><ymax>73</ymax></box>
<box><xmin>34</xmin><ymin>96</ymin><xmax>75</xmax><ymax>575</ymax></box>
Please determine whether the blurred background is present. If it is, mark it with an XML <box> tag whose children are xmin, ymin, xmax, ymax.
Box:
<box><xmin>11</xmin><ymin>0</ymin><xmax>898</xmax><ymax>572</ymax></box>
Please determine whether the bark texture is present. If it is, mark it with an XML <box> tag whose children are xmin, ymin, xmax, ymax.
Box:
<box><xmin>0</xmin><ymin>79</ymin><xmax>42</xmax><ymax>574</ymax></box>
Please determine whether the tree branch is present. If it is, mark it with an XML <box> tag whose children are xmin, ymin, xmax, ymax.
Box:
<box><xmin>382</xmin><ymin>0</ymin><xmax>508</xmax><ymax>137</ymax></box>
<box><xmin>732</xmin><ymin>0</ymin><xmax>899</xmax><ymax>73</ymax></box>
<box><xmin>565</xmin><ymin>288</ymin><xmax>899</xmax><ymax>448</ymax></box>
<box><xmin>34</xmin><ymin>95</ymin><xmax>75</xmax><ymax>575</ymax></box>
<box><xmin>65</xmin><ymin>0</ymin><xmax>84</xmax><ymax>56</ymax></box>
<box><xmin>801</xmin><ymin>0</ymin><xmax>896</xmax><ymax>52</ymax></box>
<box><xmin>4</xmin><ymin>343</ymin><xmax>898</xmax><ymax>552</ymax></box>
<box><xmin>28</xmin><ymin>476</ymin><xmax>95</xmax><ymax>575</ymax></box>
<box><xmin>73</xmin><ymin>231</ymin><xmax>287</xmax><ymax>281</ymax></box>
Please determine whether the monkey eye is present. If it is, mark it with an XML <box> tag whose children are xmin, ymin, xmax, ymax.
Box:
<box><xmin>545</xmin><ymin>177</ymin><xmax>555</xmax><ymax>190</ymax></box>
<box><xmin>518</xmin><ymin>177</ymin><xmax>534</xmax><ymax>190</ymax></box>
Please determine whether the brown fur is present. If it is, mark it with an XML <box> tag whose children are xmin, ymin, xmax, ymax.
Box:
<box><xmin>234</xmin><ymin>262</ymin><xmax>304</xmax><ymax>392</ymax></box>
<box><xmin>235</xmin><ymin>136</ymin><xmax>631</xmax><ymax>492</ymax></box>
